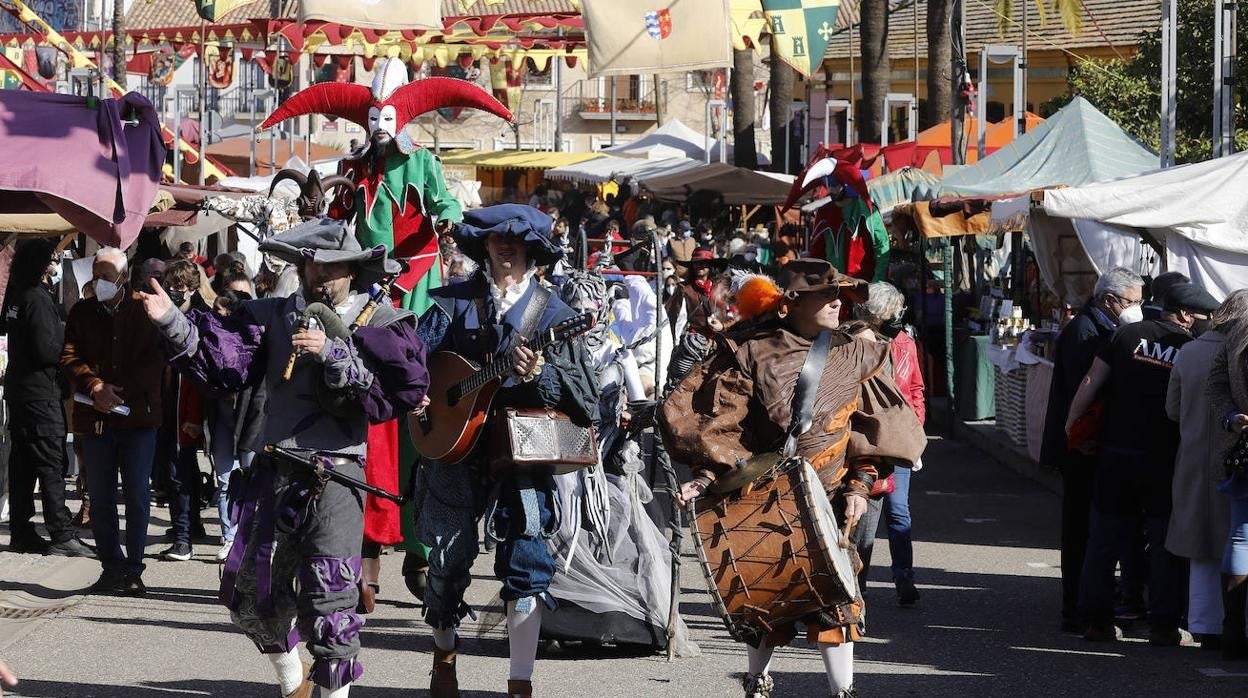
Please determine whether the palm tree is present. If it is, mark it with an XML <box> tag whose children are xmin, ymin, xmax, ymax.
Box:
<box><xmin>859</xmin><ymin>0</ymin><xmax>890</xmax><ymax>143</ymax></box>
<box><xmin>768</xmin><ymin>33</ymin><xmax>796</xmax><ymax>172</ymax></box>
<box><xmin>994</xmin><ymin>0</ymin><xmax>1084</xmax><ymax>36</ymax></box>
<box><xmin>111</xmin><ymin>0</ymin><xmax>125</xmax><ymax>81</ymax></box>
<box><xmin>731</xmin><ymin>48</ymin><xmax>760</xmax><ymax>169</ymax></box>
<box><xmin>926</xmin><ymin>0</ymin><xmax>954</xmax><ymax>128</ymax></box>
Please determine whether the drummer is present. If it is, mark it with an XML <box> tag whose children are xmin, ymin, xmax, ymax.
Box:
<box><xmin>660</xmin><ymin>259</ymin><xmax>926</xmax><ymax>698</ymax></box>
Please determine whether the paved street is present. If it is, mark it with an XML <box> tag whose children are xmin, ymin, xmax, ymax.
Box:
<box><xmin>3</xmin><ymin>433</ymin><xmax>1247</xmax><ymax>696</ymax></box>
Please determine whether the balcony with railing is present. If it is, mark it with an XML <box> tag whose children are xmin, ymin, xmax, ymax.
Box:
<box><xmin>566</xmin><ymin>77</ymin><xmax>658</xmax><ymax>121</ymax></box>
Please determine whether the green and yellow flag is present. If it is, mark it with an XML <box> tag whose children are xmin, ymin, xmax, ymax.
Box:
<box><xmin>194</xmin><ymin>0</ymin><xmax>253</xmax><ymax>23</ymax></box>
<box><xmin>761</xmin><ymin>0</ymin><xmax>840</xmax><ymax>78</ymax></box>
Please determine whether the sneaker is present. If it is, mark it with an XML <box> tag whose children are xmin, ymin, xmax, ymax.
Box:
<box><xmin>1083</xmin><ymin>622</ymin><xmax>1119</xmax><ymax>642</ymax></box>
<box><xmin>46</xmin><ymin>538</ymin><xmax>96</xmax><ymax>558</ymax></box>
<box><xmin>88</xmin><ymin>570</ymin><xmax>126</xmax><ymax>594</ymax></box>
<box><xmin>117</xmin><ymin>573</ymin><xmax>147</xmax><ymax>596</ymax></box>
<box><xmin>215</xmin><ymin>541</ymin><xmax>233</xmax><ymax>563</ymax></box>
<box><xmin>743</xmin><ymin>672</ymin><xmax>774</xmax><ymax>698</ymax></box>
<box><xmin>161</xmin><ymin>542</ymin><xmax>193</xmax><ymax>561</ymax></box>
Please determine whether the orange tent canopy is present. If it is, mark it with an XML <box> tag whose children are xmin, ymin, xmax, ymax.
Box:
<box><xmin>984</xmin><ymin>112</ymin><xmax>1045</xmax><ymax>146</ymax></box>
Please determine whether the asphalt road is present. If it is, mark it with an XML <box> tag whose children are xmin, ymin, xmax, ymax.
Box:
<box><xmin>2</xmin><ymin>433</ymin><xmax>1247</xmax><ymax>697</ymax></box>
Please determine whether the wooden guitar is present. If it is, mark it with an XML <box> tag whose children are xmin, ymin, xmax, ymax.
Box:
<box><xmin>408</xmin><ymin>312</ymin><xmax>595</xmax><ymax>463</ymax></box>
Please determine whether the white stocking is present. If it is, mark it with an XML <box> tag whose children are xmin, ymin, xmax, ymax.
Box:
<box><xmin>267</xmin><ymin>649</ymin><xmax>304</xmax><ymax>696</ymax></box>
<box><xmin>507</xmin><ymin>599</ymin><xmax>543</xmax><ymax>681</ymax></box>
<box><xmin>320</xmin><ymin>684</ymin><xmax>351</xmax><ymax>698</ymax></box>
<box><xmin>746</xmin><ymin>643</ymin><xmax>774</xmax><ymax>676</ymax></box>
<box><xmin>432</xmin><ymin>626</ymin><xmax>457</xmax><ymax>652</ymax></box>
<box><xmin>818</xmin><ymin>641</ymin><xmax>854</xmax><ymax>694</ymax></box>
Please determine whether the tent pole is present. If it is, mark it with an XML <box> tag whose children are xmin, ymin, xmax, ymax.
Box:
<box><xmin>944</xmin><ymin>236</ymin><xmax>955</xmax><ymax>429</ymax></box>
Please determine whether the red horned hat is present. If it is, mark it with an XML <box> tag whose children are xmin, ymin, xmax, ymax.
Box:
<box><xmin>259</xmin><ymin>57</ymin><xmax>512</xmax><ymax>135</ymax></box>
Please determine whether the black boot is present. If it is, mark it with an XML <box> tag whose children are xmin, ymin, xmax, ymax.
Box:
<box><xmin>1224</xmin><ymin>574</ymin><xmax>1248</xmax><ymax>661</ymax></box>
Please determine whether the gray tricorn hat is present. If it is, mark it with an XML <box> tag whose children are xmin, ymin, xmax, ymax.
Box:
<box><xmin>258</xmin><ymin>217</ymin><xmax>401</xmax><ymax>285</ymax></box>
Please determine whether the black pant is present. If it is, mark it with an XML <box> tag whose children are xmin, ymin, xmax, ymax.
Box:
<box><xmin>1061</xmin><ymin>453</ymin><xmax>1096</xmax><ymax>620</ymax></box>
<box><xmin>8</xmin><ymin>410</ymin><xmax>73</xmax><ymax>543</ymax></box>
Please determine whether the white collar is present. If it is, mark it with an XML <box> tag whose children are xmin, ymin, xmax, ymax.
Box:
<box><xmin>485</xmin><ymin>263</ymin><xmax>537</xmax><ymax>317</ymax></box>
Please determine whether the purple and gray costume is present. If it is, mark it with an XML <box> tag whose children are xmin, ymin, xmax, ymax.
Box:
<box><xmin>156</xmin><ymin>285</ymin><xmax>427</xmax><ymax>690</ymax></box>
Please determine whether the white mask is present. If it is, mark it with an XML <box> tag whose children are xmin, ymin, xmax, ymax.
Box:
<box><xmin>95</xmin><ymin>279</ymin><xmax>121</xmax><ymax>302</ymax></box>
<box><xmin>48</xmin><ymin>264</ymin><xmax>62</xmax><ymax>286</ymax></box>
<box><xmin>1117</xmin><ymin>304</ymin><xmax>1144</xmax><ymax>325</ymax></box>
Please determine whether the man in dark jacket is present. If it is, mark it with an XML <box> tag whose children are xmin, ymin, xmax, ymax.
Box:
<box><xmin>1066</xmin><ymin>282</ymin><xmax>1220</xmax><ymax>645</ymax></box>
<box><xmin>60</xmin><ymin>247</ymin><xmax>166</xmax><ymax>594</ymax></box>
<box><xmin>1040</xmin><ymin>267</ymin><xmax>1144</xmax><ymax>632</ymax></box>
<box><xmin>3</xmin><ymin>239</ymin><xmax>92</xmax><ymax>556</ymax></box>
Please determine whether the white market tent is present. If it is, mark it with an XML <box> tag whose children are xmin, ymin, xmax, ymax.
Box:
<box><xmin>544</xmin><ymin>155</ymin><xmax>701</xmax><ymax>185</ymax></box>
<box><xmin>1044</xmin><ymin>150</ymin><xmax>1248</xmax><ymax>300</ymax></box>
<box><xmin>602</xmin><ymin>119</ymin><xmax>770</xmax><ymax>164</ymax></box>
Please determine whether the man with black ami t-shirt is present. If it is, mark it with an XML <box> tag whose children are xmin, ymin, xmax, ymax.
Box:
<box><xmin>1065</xmin><ymin>282</ymin><xmax>1221</xmax><ymax>645</ymax></box>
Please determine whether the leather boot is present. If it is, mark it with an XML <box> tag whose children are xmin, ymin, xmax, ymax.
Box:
<box><xmin>1224</xmin><ymin>574</ymin><xmax>1248</xmax><ymax>661</ymax></box>
<box><xmin>282</xmin><ymin>661</ymin><xmax>314</xmax><ymax>698</ymax></box>
<box><xmin>507</xmin><ymin>679</ymin><xmax>533</xmax><ymax>697</ymax></box>
<box><xmin>71</xmin><ymin>496</ymin><xmax>90</xmax><ymax>528</ymax></box>
<box><xmin>430</xmin><ymin>641</ymin><xmax>460</xmax><ymax>698</ymax></box>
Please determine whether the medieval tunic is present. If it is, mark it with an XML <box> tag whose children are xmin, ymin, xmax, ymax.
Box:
<box><xmin>156</xmin><ymin>291</ymin><xmax>428</xmax><ymax>690</ymax></box>
<box><xmin>661</xmin><ymin>318</ymin><xmax>925</xmax><ymax>644</ymax></box>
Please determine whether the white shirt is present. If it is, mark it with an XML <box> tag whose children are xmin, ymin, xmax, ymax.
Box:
<box><xmin>488</xmin><ymin>265</ymin><xmax>538</xmax><ymax>318</ymax></box>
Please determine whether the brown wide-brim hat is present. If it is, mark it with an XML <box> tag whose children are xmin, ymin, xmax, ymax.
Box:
<box><xmin>779</xmin><ymin>257</ymin><xmax>867</xmax><ymax>302</ymax></box>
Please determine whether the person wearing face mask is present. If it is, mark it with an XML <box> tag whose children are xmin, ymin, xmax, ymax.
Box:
<box><xmin>1040</xmin><ymin>267</ymin><xmax>1145</xmax><ymax>633</ymax></box>
<box><xmin>60</xmin><ymin>247</ymin><xmax>166</xmax><ymax>595</ymax></box>
<box><xmin>853</xmin><ymin>281</ymin><xmax>926</xmax><ymax>607</ymax></box>
<box><xmin>668</xmin><ymin>221</ymin><xmax>696</xmax><ymax>274</ymax></box>
<box><xmin>1065</xmin><ymin>281</ymin><xmax>1221</xmax><ymax>645</ymax></box>
<box><xmin>1</xmin><ymin>239</ymin><xmax>93</xmax><ymax>557</ymax></box>
<box><xmin>156</xmin><ymin>259</ymin><xmax>213</xmax><ymax>562</ymax></box>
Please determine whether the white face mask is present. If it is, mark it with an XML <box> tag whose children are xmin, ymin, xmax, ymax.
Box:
<box><xmin>1117</xmin><ymin>304</ymin><xmax>1144</xmax><ymax>325</ymax></box>
<box><xmin>94</xmin><ymin>278</ymin><xmax>121</xmax><ymax>302</ymax></box>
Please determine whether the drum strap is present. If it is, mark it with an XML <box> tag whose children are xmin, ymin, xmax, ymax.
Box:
<box><xmin>782</xmin><ymin>330</ymin><xmax>833</xmax><ymax>457</ymax></box>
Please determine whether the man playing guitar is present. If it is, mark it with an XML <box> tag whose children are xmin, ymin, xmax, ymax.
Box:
<box><xmin>411</xmin><ymin>204</ymin><xmax>599</xmax><ymax>698</ymax></box>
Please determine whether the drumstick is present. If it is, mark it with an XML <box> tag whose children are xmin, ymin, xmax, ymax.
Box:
<box><xmin>839</xmin><ymin>518</ymin><xmax>860</xmax><ymax>551</ymax></box>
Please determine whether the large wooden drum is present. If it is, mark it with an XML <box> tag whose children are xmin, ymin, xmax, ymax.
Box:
<box><xmin>689</xmin><ymin>457</ymin><xmax>859</xmax><ymax>645</ymax></box>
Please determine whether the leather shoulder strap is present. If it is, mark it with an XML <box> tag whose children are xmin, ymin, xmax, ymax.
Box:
<box><xmin>782</xmin><ymin>330</ymin><xmax>834</xmax><ymax>457</ymax></box>
<box><xmin>516</xmin><ymin>283</ymin><xmax>551</xmax><ymax>344</ymax></box>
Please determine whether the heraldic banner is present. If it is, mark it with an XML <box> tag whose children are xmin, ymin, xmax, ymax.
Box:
<box><xmin>299</xmin><ymin>0</ymin><xmax>442</xmax><ymax>30</ymax></box>
<box><xmin>582</xmin><ymin>0</ymin><xmax>732</xmax><ymax>77</ymax></box>
<box><xmin>761</xmin><ymin>0</ymin><xmax>840</xmax><ymax>78</ymax></box>
<box><xmin>194</xmin><ymin>0</ymin><xmax>252</xmax><ymax>22</ymax></box>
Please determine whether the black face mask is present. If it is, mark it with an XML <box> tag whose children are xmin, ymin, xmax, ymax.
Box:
<box><xmin>880</xmin><ymin>319</ymin><xmax>905</xmax><ymax>339</ymax></box>
<box><xmin>166</xmin><ymin>289</ymin><xmax>187</xmax><ymax>308</ymax></box>
<box><xmin>1190</xmin><ymin>317</ymin><xmax>1210</xmax><ymax>337</ymax></box>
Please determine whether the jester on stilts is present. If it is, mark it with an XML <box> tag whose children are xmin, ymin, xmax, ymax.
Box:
<box><xmin>254</xmin><ymin>50</ymin><xmax>512</xmax><ymax>660</ymax></box>
<box><xmin>784</xmin><ymin>145</ymin><xmax>890</xmax><ymax>284</ymax></box>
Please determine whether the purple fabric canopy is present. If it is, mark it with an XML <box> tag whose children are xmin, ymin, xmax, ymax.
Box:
<box><xmin>0</xmin><ymin>90</ymin><xmax>165</xmax><ymax>248</ymax></box>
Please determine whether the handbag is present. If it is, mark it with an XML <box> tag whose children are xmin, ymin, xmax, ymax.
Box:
<box><xmin>491</xmin><ymin>407</ymin><xmax>598</xmax><ymax>475</ymax></box>
<box><xmin>869</xmin><ymin>474</ymin><xmax>896</xmax><ymax>498</ymax></box>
